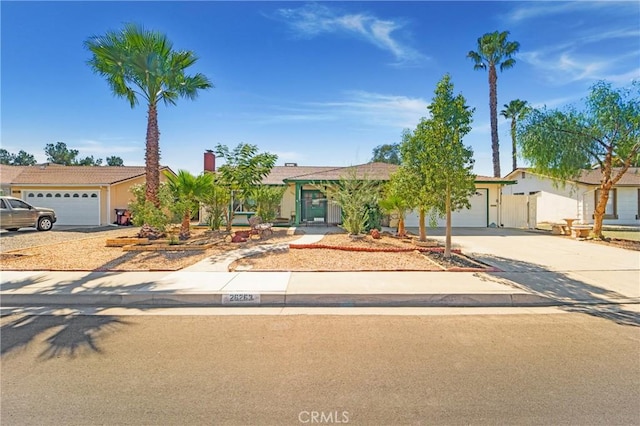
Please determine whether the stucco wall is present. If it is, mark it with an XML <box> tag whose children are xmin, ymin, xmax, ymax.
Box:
<box><xmin>280</xmin><ymin>184</ymin><xmax>296</xmax><ymax>221</ymax></box>
<box><xmin>504</xmin><ymin>171</ymin><xmax>639</xmax><ymax>225</ymax></box>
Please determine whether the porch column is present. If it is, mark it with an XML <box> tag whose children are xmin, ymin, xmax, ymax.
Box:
<box><xmin>294</xmin><ymin>182</ymin><xmax>302</xmax><ymax>225</ymax></box>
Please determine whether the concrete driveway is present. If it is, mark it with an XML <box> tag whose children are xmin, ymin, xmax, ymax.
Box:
<box><xmin>408</xmin><ymin>227</ymin><xmax>640</xmax><ymax>304</ymax></box>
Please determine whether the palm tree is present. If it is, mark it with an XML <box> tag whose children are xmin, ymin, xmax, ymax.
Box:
<box><xmin>85</xmin><ymin>24</ymin><xmax>213</xmax><ymax>207</ymax></box>
<box><xmin>467</xmin><ymin>31</ymin><xmax>520</xmax><ymax>177</ymax></box>
<box><xmin>500</xmin><ymin>99</ymin><xmax>530</xmax><ymax>171</ymax></box>
<box><xmin>165</xmin><ymin>170</ymin><xmax>214</xmax><ymax>240</ymax></box>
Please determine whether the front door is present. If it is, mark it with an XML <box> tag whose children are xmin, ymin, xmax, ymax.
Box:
<box><xmin>301</xmin><ymin>190</ymin><xmax>326</xmax><ymax>223</ymax></box>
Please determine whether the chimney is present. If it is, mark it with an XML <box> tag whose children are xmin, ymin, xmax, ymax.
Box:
<box><xmin>204</xmin><ymin>150</ymin><xmax>216</xmax><ymax>172</ymax></box>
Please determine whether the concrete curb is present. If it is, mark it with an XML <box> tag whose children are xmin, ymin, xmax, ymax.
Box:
<box><xmin>0</xmin><ymin>291</ymin><xmax>566</xmax><ymax>308</ymax></box>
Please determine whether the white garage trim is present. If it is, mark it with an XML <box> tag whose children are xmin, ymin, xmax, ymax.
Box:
<box><xmin>405</xmin><ymin>188</ymin><xmax>489</xmax><ymax>228</ymax></box>
<box><xmin>22</xmin><ymin>190</ymin><xmax>101</xmax><ymax>226</ymax></box>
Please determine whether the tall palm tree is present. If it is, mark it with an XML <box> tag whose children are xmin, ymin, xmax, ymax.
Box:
<box><xmin>85</xmin><ymin>24</ymin><xmax>213</xmax><ymax>207</ymax></box>
<box><xmin>165</xmin><ymin>170</ymin><xmax>214</xmax><ymax>240</ymax></box>
<box><xmin>500</xmin><ymin>99</ymin><xmax>530</xmax><ymax>171</ymax></box>
<box><xmin>467</xmin><ymin>31</ymin><xmax>520</xmax><ymax>177</ymax></box>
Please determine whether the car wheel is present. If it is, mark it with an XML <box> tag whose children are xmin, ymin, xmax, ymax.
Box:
<box><xmin>37</xmin><ymin>217</ymin><xmax>53</xmax><ymax>231</ymax></box>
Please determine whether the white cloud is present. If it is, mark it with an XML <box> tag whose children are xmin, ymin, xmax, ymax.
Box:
<box><xmin>505</xmin><ymin>1</ymin><xmax>637</xmax><ymax>23</ymax></box>
<box><xmin>520</xmin><ymin>48</ymin><xmax>640</xmax><ymax>85</ymax></box>
<box><xmin>254</xmin><ymin>91</ymin><xmax>429</xmax><ymax>129</ymax></box>
<box><xmin>311</xmin><ymin>90</ymin><xmax>429</xmax><ymax>129</ymax></box>
<box><xmin>275</xmin><ymin>4</ymin><xmax>424</xmax><ymax>65</ymax></box>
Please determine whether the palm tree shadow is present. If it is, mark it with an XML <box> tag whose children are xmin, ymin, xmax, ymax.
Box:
<box><xmin>1</xmin><ymin>273</ymin><xmax>176</xmax><ymax>359</ymax></box>
<box><xmin>473</xmin><ymin>254</ymin><xmax>640</xmax><ymax>327</ymax></box>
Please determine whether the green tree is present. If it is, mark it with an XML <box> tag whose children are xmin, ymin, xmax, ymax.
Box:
<box><xmin>0</xmin><ymin>149</ymin><xmax>37</xmax><ymax>165</ymax></box>
<box><xmin>106</xmin><ymin>156</ymin><xmax>125</xmax><ymax>166</ymax></box>
<box><xmin>214</xmin><ymin>143</ymin><xmax>277</xmax><ymax>231</ymax></box>
<box><xmin>76</xmin><ymin>155</ymin><xmax>103</xmax><ymax>166</ymax></box>
<box><xmin>127</xmin><ymin>182</ymin><xmax>173</xmax><ymax>238</ymax></box>
<box><xmin>518</xmin><ymin>80</ymin><xmax>640</xmax><ymax>239</ymax></box>
<box><xmin>165</xmin><ymin>170</ymin><xmax>214</xmax><ymax>240</ymax></box>
<box><xmin>400</xmin><ymin>75</ymin><xmax>476</xmax><ymax>255</ymax></box>
<box><xmin>400</xmin><ymin>128</ymin><xmax>440</xmax><ymax>242</ymax></box>
<box><xmin>371</xmin><ymin>143</ymin><xmax>401</xmax><ymax>164</ymax></box>
<box><xmin>500</xmin><ymin>99</ymin><xmax>530</xmax><ymax>172</ymax></box>
<box><xmin>200</xmin><ymin>174</ymin><xmax>231</xmax><ymax>231</ymax></box>
<box><xmin>45</xmin><ymin>142</ymin><xmax>79</xmax><ymax>165</ymax></box>
<box><xmin>379</xmin><ymin>170</ymin><xmax>416</xmax><ymax>237</ymax></box>
<box><xmin>85</xmin><ymin>23</ymin><xmax>213</xmax><ymax>207</ymax></box>
<box><xmin>323</xmin><ymin>169</ymin><xmax>382</xmax><ymax>235</ymax></box>
<box><xmin>250</xmin><ymin>185</ymin><xmax>286</xmax><ymax>222</ymax></box>
<box><xmin>467</xmin><ymin>30</ymin><xmax>520</xmax><ymax>177</ymax></box>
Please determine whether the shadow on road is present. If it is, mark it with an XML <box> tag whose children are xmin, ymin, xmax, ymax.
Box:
<box><xmin>0</xmin><ymin>273</ymin><xmax>174</xmax><ymax>359</ymax></box>
<box><xmin>474</xmin><ymin>254</ymin><xmax>640</xmax><ymax>327</ymax></box>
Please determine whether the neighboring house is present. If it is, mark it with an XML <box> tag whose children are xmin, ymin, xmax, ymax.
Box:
<box><xmin>0</xmin><ymin>163</ymin><xmax>175</xmax><ymax>226</ymax></box>
<box><xmin>502</xmin><ymin>168</ymin><xmax>640</xmax><ymax>227</ymax></box>
<box><xmin>259</xmin><ymin>161</ymin><xmax>515</xmax><ymax>227</ymax></box>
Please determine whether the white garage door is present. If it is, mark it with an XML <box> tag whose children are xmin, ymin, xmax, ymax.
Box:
<box><xmin>23</xmin><ymin>191</ymin><xmax>100</xmax><ymax>226</ymax></box>
<box><xmin>405</xmin><ymin>188</ymin><xmax>488</xmax><ymax>228</ymax></box>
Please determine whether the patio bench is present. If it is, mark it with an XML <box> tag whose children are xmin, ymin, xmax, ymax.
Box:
<box><xmin>572</xmin><ymin>225</ymin><xmax>593</xmax><ymax>238</ymax></box>
<box><xmin>248</xmin><ymin>215</ymin><xmax>273</xmax><ymax>239</ymax></box>
<box><xmin>551</xmin><ymin>223</ymin><xmax>569</xmax><ymax>235</ymax></box>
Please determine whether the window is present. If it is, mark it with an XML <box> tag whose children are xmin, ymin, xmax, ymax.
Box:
<box><xmin>64</xmin><ymin>194</ymin><xmax>70</xmax><ymax>198</ymax></box>
<box><xmin>37</xmin><ymin>193</ymin><xmax>43</xmax><ymax>197</ymax></box>
<box><xmin>91</xmin><ymin>194</ymin><xmax>98</xmax><ymax>198</ymax></box>
<box><xmin>46</xmin><ymin>193</ymin><xmax>52</xmax><ymax>197</ymax></box>
<box><xmin>0</xmin><ymin>199</ymin><xmax>6</xmax><ymax>209</ymax></box>
<box><xmin>73</xmin><ymin>194</ymin><xmax>79</xmax><ymax>198</ymax></box>
<box><xmin>7</xmin><ymin>199</ymin><xmax>31</xmax><ymax>209</ymax></box>
<box><xmin>82</xmin><ymin>193</ymin><xmax>88</xmax><ymax>198</ymax></box>
<box><xmin>55</xmin><ymin>193</ymin><xmax>61</xmax><ymax>198</ymax></box>
<box><xmin>28</xmin><ymin>193</ymin><xmax>34</xmax><ymax>198</ymax></box>
<box><xmin>594</xmin><ymin>189</ymin><xmax>617</xmax><ymax>219</ymax></box>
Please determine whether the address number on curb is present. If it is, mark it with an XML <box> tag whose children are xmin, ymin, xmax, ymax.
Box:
<box><xmin>222</xmin><ymin>293</ymin><xmax>261</xmax><ymax>305</ymax></box>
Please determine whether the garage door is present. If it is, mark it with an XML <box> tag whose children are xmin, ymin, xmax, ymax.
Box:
<box><xmin>23</xmin><ymin>191</ymin><xmax>100</xmax><ymax>226</ymax></box>
<box><xmin>405</xmin><ymin>188</ymin><xmax>488</xmax><ymax>228</ymax></box>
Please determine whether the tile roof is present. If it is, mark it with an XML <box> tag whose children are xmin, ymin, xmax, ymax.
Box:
<box><xmin>262</xmin><ymin>166</ymin><xmax>338</xmax><ymax>185</ymax></box>
<box><xmin>506</xmin><ymin>167</ymin><xmax>640</xmax><ymax>186</ymax></box>
<box><xmin>0</xmin><ymin>164</ymin><xmax>173</xmax><ymax>185</ymax></box>
<box><xmin>261</xmin><ymin>162</ymin><xmax>399</xmax><ymax>184</ymax></box>
<box><xmin>0</xmin><ymin>165</ymin><xmax>29</xmax><ymax>185</ymax></box>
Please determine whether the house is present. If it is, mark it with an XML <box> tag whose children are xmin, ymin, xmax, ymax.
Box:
<box><xmin>258</xmin><ymin>160</ymin><xmax>515</xmax><ymax>227</ymax></box>
<box><xmin>0</xmin><ymin>163</ymin><xmax>175</xmax><ymax>226</ymax></box>
<box><xmin>501</xmin><ymin>168</ymin><xmax>640</xmax><ymax>227</ymax></box>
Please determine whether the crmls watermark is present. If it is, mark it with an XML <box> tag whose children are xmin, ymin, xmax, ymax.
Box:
<box><xmin>298</xmin><ymin>411</ymin><xmax>350</xmax><ymax>424</ymax></box>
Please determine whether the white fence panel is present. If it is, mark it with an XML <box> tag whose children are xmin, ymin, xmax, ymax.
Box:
<box><xmin>502</xmin><ymin>194</ymin><xmax>537</xmax><ymax>228</ymax></box>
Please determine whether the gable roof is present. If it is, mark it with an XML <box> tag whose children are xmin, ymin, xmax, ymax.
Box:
<box><xmin>506</xmin><ymin>167</ymin><xmax>640</xmax><ymax>186</ymax></box>
<box><xmin>284</xmin><ymin>162</ymin><xmax>399</xmax><ymax>182</ymax></box>
<box><xmin>0</xmin><ymin>164</ymin><xmax>174</xmax><ymax>185</ymax></box>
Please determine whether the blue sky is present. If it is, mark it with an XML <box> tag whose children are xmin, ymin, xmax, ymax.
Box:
<box><xmin>2</xmin><ymin>1</ymin><xmax>639</xmax><ymax>177</ymax></box>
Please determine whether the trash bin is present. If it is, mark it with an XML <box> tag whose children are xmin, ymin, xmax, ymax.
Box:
<box><xmin>115</xmin><ymin>209</ymin><xmax>131</xmax><ymax>226</ymax></box>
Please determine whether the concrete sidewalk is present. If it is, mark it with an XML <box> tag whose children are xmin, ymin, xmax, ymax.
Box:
<box><xmin>1</xmin><ymin>227</ymin><xmax>638</xmax><ymax>309</ymax></box>
<box><xmin>0</xmin><ymin>270</ymin><xmax>554</xmax><ymax>308</ymax></box>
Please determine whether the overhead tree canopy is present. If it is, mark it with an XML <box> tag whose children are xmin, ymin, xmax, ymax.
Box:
<box><xmin>371</xmin><ymin>143</ymin><xmax>401</xmax><ymax>165</ymax></box>
<box><xmin>518</xmin><ymin>80</ymin><xmax>640</xmax><ymax>238</ymax></box>
<box><xmin>44</xmin><ymin>142</ymin><xmax>106</xmax><ymax>166</ymax></box>
<box><xmin>467</xmin><ymin>30</ymin><xmax>520</xmax><ymax>177</ymax></box>
<box><xmin>0</xmin><ymin>149</ymin><xmax>37</xmax><ymax>166</ymax></box>
<box><xmin>85</xmin><ymin>23</ymin><xmax>213</xmax><ymax>207</ymax></box>
<box><xmin>106</xmin><ymin>156</ymin><xmax>125</xmax><ymax>166</ymax></box>
<box><xmin>501</xmin><ymin>99</ymin><xmax>530</xmax><ymax>172</ymax></box>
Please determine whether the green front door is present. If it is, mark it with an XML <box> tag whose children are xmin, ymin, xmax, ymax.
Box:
<box><xmin>301</xmin><ymin>190</ymin><xmax>326</xmax><ymax>223</ymax></box>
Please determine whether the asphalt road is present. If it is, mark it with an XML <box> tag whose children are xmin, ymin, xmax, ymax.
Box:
<box><xmin>1</xmin><ymin>312</ymin><xmax>639</xmax><ymax>425</ymax></box>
